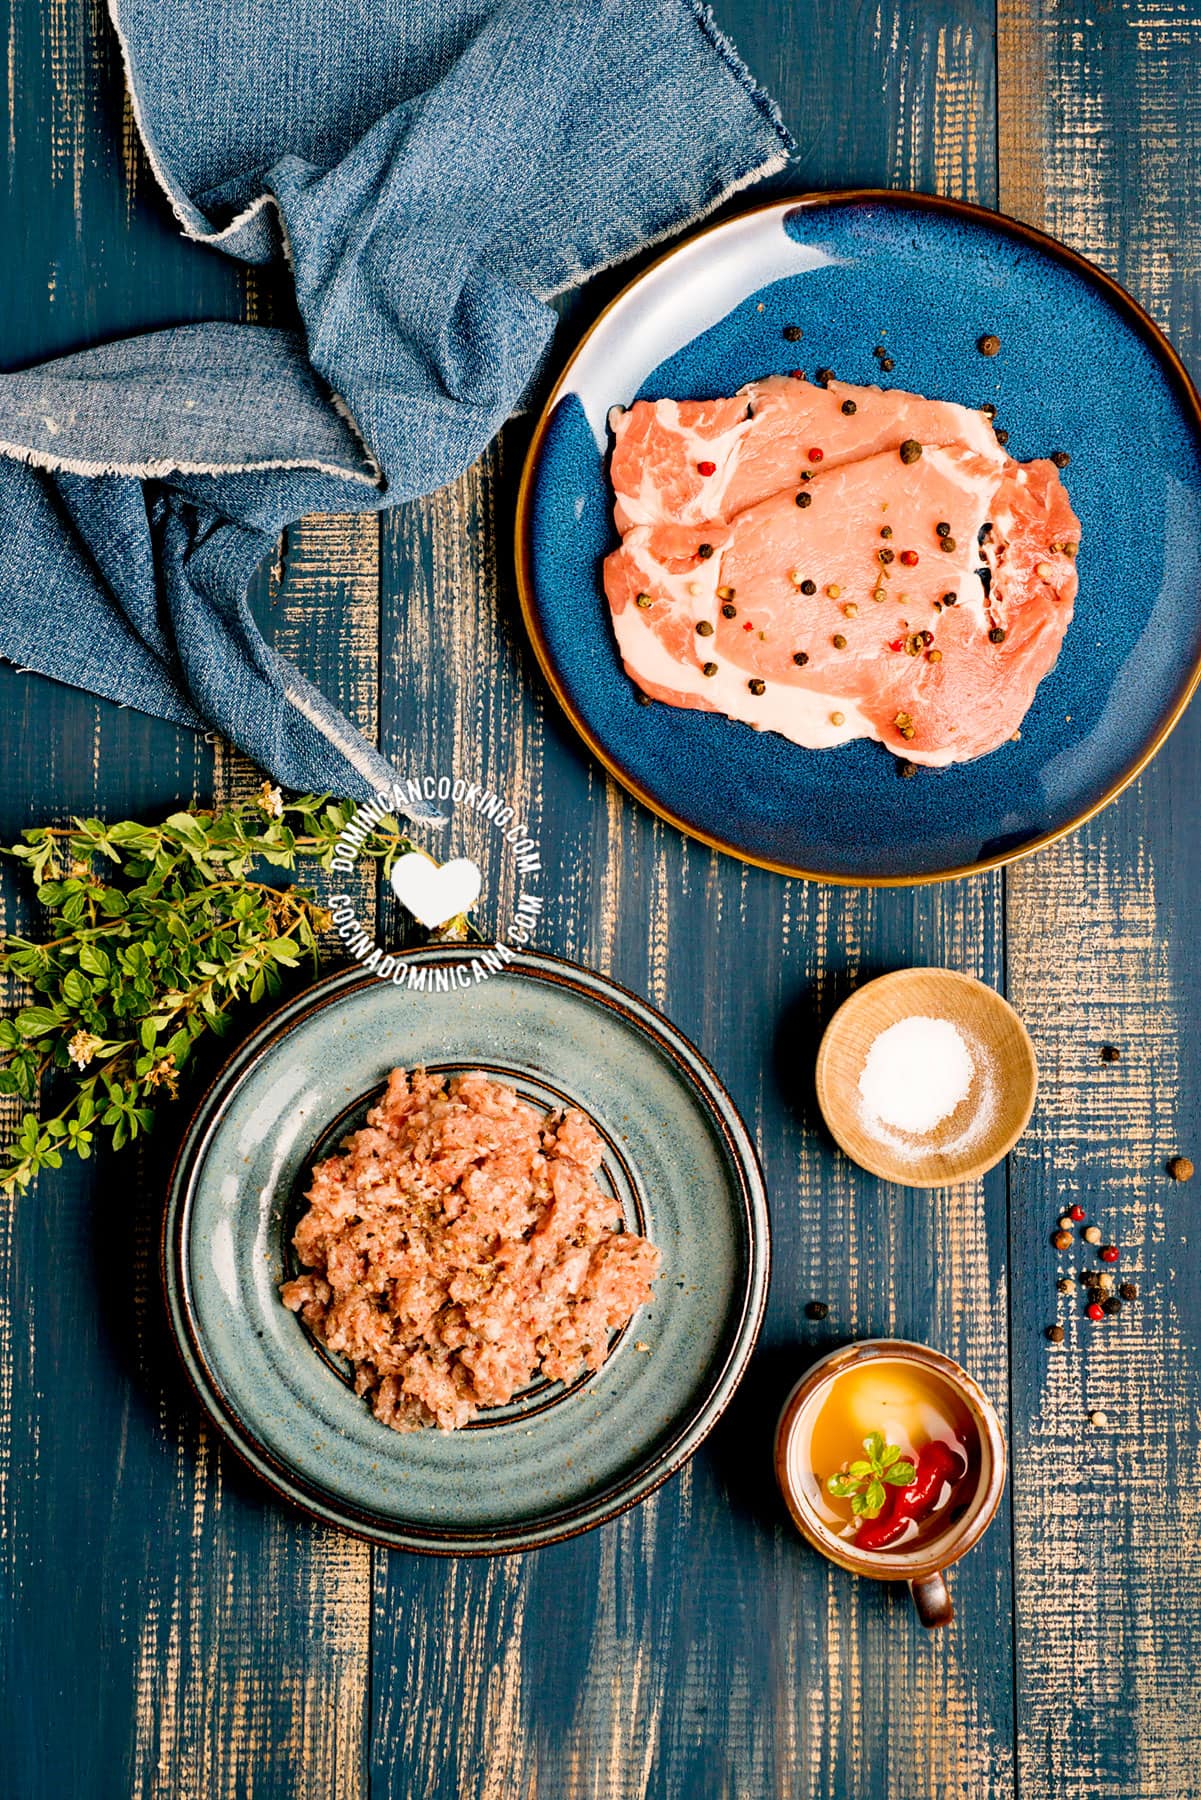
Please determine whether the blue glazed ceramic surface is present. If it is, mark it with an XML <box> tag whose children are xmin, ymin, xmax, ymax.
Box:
<box><xmin>520</xmin><ymin>192</ymin><xmax>1201</xmax><ymax>882</ymax></box>
<box><xmin>163</xmin><ymin>948</ymin><xmax>769</xmax><ymax>1554</ymax></box>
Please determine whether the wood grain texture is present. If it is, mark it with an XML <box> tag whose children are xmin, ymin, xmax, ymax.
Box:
<box><xmin>0</xmin><ymin>4</ymin><xmax>367</xmax><ymax>1796</ymax></box>
<box><xmin>1000</xmin><ymin>3</ymin><xmax>1201</xmax><ymax>1792</ymax></box>
<box><xmin>3</xmin><ymin>0</ymin><xmax>1198</xmax><ymax>1794</ymax></box>
<box><xmin>368</xmin><ymin>16</ymin><xmax>1014</xmax><ymax>1797</ymax></box>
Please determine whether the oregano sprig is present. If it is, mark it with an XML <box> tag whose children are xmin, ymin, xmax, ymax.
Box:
<box><xmin>826</xmin><ymin>1430</ymin><xmax>917</xmax><ymax>1518</ymax></box>
<box><xmin>0</xmin><ymin>786</ymin><xmax>442</xmax><ymax>1194</ymax></box>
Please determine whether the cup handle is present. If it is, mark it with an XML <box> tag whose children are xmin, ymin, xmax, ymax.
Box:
<box><xmin>909</xmin><ymin>1571</ymin><xmax>954</xmax><ymax>1629</ymax></box>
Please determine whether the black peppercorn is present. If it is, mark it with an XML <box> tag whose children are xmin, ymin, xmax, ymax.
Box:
<box><xmin>696</xmin><ymin>543</ymin><xmax>714</xmax><ymax>559</ymax></box>
<box><xmin>1046</xmin><ymin>1325</ymin><xmax>1065</xmax><ymax>1344</ymax></box>
<box><xmin>792</xmin><ymin>651</ymin><xmax>809</xmax><ymax>666</ymax></box>
<box><xmin>800</xmin><ymin>579</ymin><xmax>816</xmax><ymax>595</ymax></box>
<box><xmin>899</xmin><ymin>439</ymin><xmax>922</xmax><ymax>464</ymax></box>
<box><xmin>978</xmin><ymin>332</ymin><xmax>1001</xmax><ymax>356</ymax></box>
<box><xmin>783</xmin><ymin>324</ymin><xmax>803</xmax><ymax>342</ymax></box>
<box><xmin>897</xmin><ymin>758</ymin><xmax>917</xmax><ymax>779</ymax></box>
<box><xmin>841</xmin><ymin>399</ymin><xmax>857</xmax><ymax>415</ymax></box>
<box><xmin>1100</xmin><ymin>1043</ymin><xmax>1121</xmax><ymax>1063</ymax></box>
<box><xmin>795</xmin><ymin>491</ymin><xmax>812</xmax><ymax>508</ymax></box>
<box><xmin>1119</xmin><ymin>1282</ymin><xmax>1138</xmax><ymax>1301</ymax></box>
<box><xmin>748</xmin><ymin>678</ymin><xmax>766</xmax><ymax>696</ymax></box>
<box><xmin>1050</xmin><ymin>450</ymin><xmax>1071</xmax><ymax>468</ymax></box>
<box><xmin>989</xmin><ymin>626</ymin><xmax>1007</xmax><ymax>644</ymax></box>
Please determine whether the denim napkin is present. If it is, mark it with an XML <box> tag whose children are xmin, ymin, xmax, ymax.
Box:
<box><xmin>0</xmin><ymin>0</ymin><xmax>790</xmax><ymax>808</ymax></box>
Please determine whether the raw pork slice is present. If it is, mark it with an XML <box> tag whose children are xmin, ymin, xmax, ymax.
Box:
<box><xmin>608</xmin><ymin>375</ymin><xmax>1004</xmax><ymax>532</ymax></box>
<box><xmin>603</xmin><ymin>376</ymin><xmax>1080</xmax><ymax>766</ymax></box>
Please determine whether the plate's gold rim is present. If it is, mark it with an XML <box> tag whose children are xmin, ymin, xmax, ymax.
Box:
<box><xmin>514</xmin><ymin>187</ymin><xmax>1201</xmax><ymax>888</ymax></box>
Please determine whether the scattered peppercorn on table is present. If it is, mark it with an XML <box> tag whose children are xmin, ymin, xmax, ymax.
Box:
<box><xmin>2</xmin><ymin>3</ymin><xmax>1199</xmax><ymax>1799</ymax></box>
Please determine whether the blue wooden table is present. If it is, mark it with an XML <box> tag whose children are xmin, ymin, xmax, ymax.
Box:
<box><xmin>3</xmin><ymin>4</ymin><xmax>1199</xmax><ymax>1796</ymax></box>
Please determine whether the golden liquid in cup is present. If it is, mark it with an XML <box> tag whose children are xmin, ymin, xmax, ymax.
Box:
<box><xmin>798</xmin><ymin>1358</ymin><xmax>982</xmax><ymax>1555</ymax></box>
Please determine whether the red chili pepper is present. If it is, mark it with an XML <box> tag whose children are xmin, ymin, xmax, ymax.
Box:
<box><xmin>899</xmin><ymin>549</ymin><xmax>919</xmax><ymax>566</ymax></box>
<box><xmin>808</xmin><ymin>447</ymin><xmax>824</xmax><ymax>463</ymax></box>
<box><xmin>697</xmin><ymin>460</ymin><xmax>716</xmax><ymax>477</ymax></box>
<box><xmin>854</xmin><ymin>1441</ymin><xmax>964</xmax><ymax>1552</ymax></box>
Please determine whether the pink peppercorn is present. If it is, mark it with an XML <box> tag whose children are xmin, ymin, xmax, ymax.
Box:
<box><xmin>1100</xmin><ymin>1245</ymin><xmax>1119</xmax><ymax>1264</ymax></box>
<box><xmin>808</xmin><ymin>447</ymin><xmax>824</xmax><ymax>463</ymax></box>
<box><xmin>899</xmin><ymin>549</ymin><xmax>919</xmax><ymax>566</ymax></box>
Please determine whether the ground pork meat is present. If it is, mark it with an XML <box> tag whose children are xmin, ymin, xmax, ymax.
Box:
<box><xmin>280</xmin><ymin>1067</ymin><xmax>660</xmax><ymax>1431</ymax></box>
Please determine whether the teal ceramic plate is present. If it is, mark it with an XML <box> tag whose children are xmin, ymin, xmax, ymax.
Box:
<box><xmin>163</xmin><ymin>947</ymin><xmax>769</xmax><ymax>1553</ymax></box>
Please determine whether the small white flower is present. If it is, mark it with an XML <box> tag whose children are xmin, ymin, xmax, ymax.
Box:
<box><xmin>257</xmin><ymin>782</ymin><xmax>284</xmax><ymax>819</ymax></box>
<box><xmin>68</xmin><ymin>1029</ymin><xmax>100</xmax><ymax>1070</ymax></box>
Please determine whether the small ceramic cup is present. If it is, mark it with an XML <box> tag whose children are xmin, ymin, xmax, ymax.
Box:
<box><xmin>775</xmin><ymin>1339</ymin><xmax>1006</xmax><ymax>1628</ymax></box>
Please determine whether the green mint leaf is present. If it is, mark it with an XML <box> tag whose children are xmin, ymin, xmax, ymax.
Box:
<box><xmin>879</xmin><ymin>1443</ymin><xmax>902</xmax><ymax>1468</ymax></box>
<box><xmin>863</xmin><ymin>1478</ymin><xmax>887</xmax><ymax>1518</ymax></box>
<box><xmin>848</xmin><ymin>1459</ymin><xmax>874</xmax><ymax>1479</ymax></box>
<box><xmin>826</xmin><ymin>1473</ymin><xmax>860</xmax><ymax>1498</ymax></box>
<box><xmin>850</xmin><ymin>1493</ymin><xmax>868</xmax><ymax>1517</ymax></box>
<box><xmin>884</xmin><ymin>1461</ymin><xmax>917</xmax><ymax>1487</ymax></box>
<box><xmin>862</xmin><ymin>1430</ymin><xmax>885</xmax><ymax>1464</ymax></box>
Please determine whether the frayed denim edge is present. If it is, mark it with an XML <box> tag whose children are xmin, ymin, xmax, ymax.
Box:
<box><xmin>107</xmin><ymin>0</ymin><xmax>278</xmax><ymax>252</ymax></box>
<box><xmin>686</xmin><ymin>0</ymin><xmax>796</xmax><ymax>152</ymax></box>
<box><xmin>0</xmin><ymin>434</ymin><xmax>381</xmax><ymax>486</ymax></box>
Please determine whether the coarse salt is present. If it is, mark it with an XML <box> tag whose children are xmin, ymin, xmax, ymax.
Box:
<box><xmin>857</xmin><ymin>1015</ymin><xmax>975</xmax><ymax>1137</ymax></box>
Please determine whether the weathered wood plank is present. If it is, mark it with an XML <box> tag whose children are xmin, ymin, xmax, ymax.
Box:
<box><xmin>369</xmin><ymin>11</ymin><xmax>1014</xmax><ymax>1795</ymax></box>
<box><xmin>0</xmin><ymin>4</ymin><xmax>372</xmax><ymax>1795</ymax></box>
<box><xmin>999</xmin><ymin>4</ymin><xmax>1201</xmax><ymax>1794</ymax></box>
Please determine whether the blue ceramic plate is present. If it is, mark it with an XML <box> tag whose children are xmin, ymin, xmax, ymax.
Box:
<box><xmin>163</xmin><ymin>947</ymin><xmax>769</xmax><ymax>1554</ymax></box>
<box><xmin>516</xmin><ymin>191</ymin><xmax>1201</xmax><ymax>883</ymax></box>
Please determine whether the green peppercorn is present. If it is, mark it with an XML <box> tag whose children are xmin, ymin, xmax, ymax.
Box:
<box><xmin>695</xmin><ymin>620</ymin><xmax>714</xmax><ymax>637</ymax></box>
<box><xmin>939</xmin><ymin>537</ymin><xmax>957</xmax><ymax>552</ymax></box>
<box><xmin>635</xmin><ymin>593</ymin><xmax>653</xmax><ymax>609</ymax></box>
<box><xmin>832</xmin><ymin>634</ymin><xmax>847</xmax><ymax>650</ymax></box>
<box><xmin>702</xmin><ymin>662</ymin><xmax>718</xmax><ymax>678</ymax></box>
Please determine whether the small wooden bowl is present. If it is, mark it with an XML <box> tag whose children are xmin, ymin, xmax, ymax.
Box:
<box><xmin>815</xmin><ymin>968</ymin><xmax>1038</xmax><ymax>1187</ymax></box>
